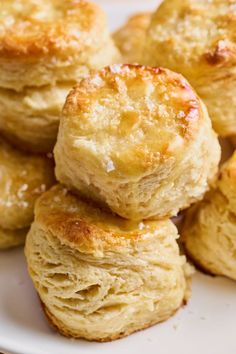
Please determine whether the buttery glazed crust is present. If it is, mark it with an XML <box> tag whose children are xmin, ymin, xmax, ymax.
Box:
<box><xmin>182</xmin><ymin>151</ymin><xmax>236</xmax><ymax>280</ymax></box>
<box><xmin>0</xmin><ymin>0</ymin><xmax>120</xmax><ymax>152</ymax></box>
<box><xmin>0</xmin><ymin>0</ymin><xmax>120</xmax><ymax>90</ymax></box>
<box><xmin>34</xmin><ymin>185</ymin><xmax>180</xmax><ymax>253</ymax></box>
<box><xmin>113</xmin><ymin>12</ymin><xmax>151</xmax><ymax>63</ymax></box>
<box><xmin>25</xmin><ymin>184</ymin><xmax>191</xmax><ymax>341</ymax></box>
<box><xmin>55</xmin><ymin>64</ymin><xmax>221</xmax><ymax>220</ymax></box>
<box><xmin>143</xmin><ymin>0</ymin><xmax>236</xmax><ymax>136</ymax></box>
<box><xmin>0</xmin><ymin>138</ymin><xmax>55</xmax><ymax>248</ymax></box>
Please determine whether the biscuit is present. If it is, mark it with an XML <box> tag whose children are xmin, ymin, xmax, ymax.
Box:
<box><xmin>0</xmin><ymin>83</ymin><xmax>72</xmax><ymax>152</ymax></box>
<box><xmin>182</xmin><ymin>151</ymin><xmax>236</xmax><ymax>280</ymax></box>
<box><xmin>55</xmin><ymin>64</ymin><xmax>221</xmax><ymax>220</ymax></box>
<box><xmin>0</xmin><ymin>0</ymin><xmax>120</xmax><ymax>90</ymax></box>
<box><xmin>0</xmin><ymin>0</ymin><xmax>120</xmax><ymax>152</ymax></box>
<box><xmin>0</xmin><ymin>138</ymin><xmax>55</xmax><ymax>249</ymax></box>
<box><xmin>25</xmin><ymin>184</ymin><xmax>191</xmax><ymax>342</ymax></box>
<box><xmin>143</xmin><ymin>0</ymin><xmax>236</xmax><ymax>137</ymax></box>
<box><xmin>113</xmin><ymin>12</ymin><xmax>151</xmax><ymax>63</ymax></box>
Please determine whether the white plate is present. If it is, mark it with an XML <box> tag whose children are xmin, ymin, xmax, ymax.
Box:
<box><xmin>1</xmin><ymin>248</ymin><xmax>236</xmax><ymax>354</ymax></box>
<box><xmin>0</xmin><ymin>2</ymin><xmax>236</xmax><ymax>354</ymax></box>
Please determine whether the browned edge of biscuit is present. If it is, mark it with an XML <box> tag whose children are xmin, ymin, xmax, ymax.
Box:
<box><xmin>39</xmin><ymin>297</ymin><xmax>187</xmax><ymax>342</ymax></box>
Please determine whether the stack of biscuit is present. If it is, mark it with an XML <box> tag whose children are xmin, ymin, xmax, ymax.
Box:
<box><xmin>0</xmin><ymin>0</ymin><xmax>119</xmax><ymax>153</ymax></box>
<box><xmin>0</xmin><ymin>0</ymin><xmax>119</xmax><ymax>249</ymax></box>
<box><xmin>137</xmin><ymin>0</ymin><xmax>236</xmax><ymax>281</ymax></box>
<box><xmin>114</xmin><ymin>0</ymin><xmax>236</xmax><ymax>283</ymax></box>
<box><xmin>25</xmin><ymin>64</ymin><xmax>221</xmax><ymax>341</ymax></box>
<box><xmin>116</xmin><ymin>0</ymin><xmax>236</xmax><ymax>140</ymax></box>
<box><xmin>2</xmin><ymin>0</ymin><xmax>235</xmax><ymax>344</ymax></box>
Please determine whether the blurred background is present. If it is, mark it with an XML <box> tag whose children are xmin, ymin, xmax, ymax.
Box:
<box><xmin>93</xmin><ymin>0</ymin><xmax>158</xmax><ymax>29</ymax></box>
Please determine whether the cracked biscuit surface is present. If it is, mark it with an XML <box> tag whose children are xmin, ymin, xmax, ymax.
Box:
<box><xmin>55</xmin><ymin>64</ymin><xmax>221</xmax><ymax>220</ymax></box>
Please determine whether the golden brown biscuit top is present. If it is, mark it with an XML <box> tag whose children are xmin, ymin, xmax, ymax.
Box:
<box><xmin>36</xmin><ymin>184</ymin><xmax>176</xmax><ymax>254</ymax></box>
<box><xmin>0</xmin><ymin>138</ymin><xmax>55</xmax><ymax>224</ymax></box>
<box><xmin>146</xmin><ymin>0</ymin><xmax>236</xmax><ymax>77</ymax></box>
<box><xmin>0</xmin><ymin>0</ymin><xmax>107</xmax><ymax>59</ymax></box>
<box><xmin>61</xmin><ymin>64</ymin><xmax>202</xmax><ymax>175</ymax></box>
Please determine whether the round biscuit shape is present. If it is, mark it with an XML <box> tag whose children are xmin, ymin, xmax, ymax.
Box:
<box><xmin>55</xmin><ymin>64</ymin><xmax>221</xmax><ymax>220</ymax></box>
<box><xmin>142</xmin><ymin>0</ymin><xmax>236</xmax><ymax>137</ymax></box>
<box><xmin>0</xmin><ymin>0</ymin><xmax>120</xmax><ymax>90</ymax></box>
<box><xmin>25</xmin><ymin>184</ymin><xmax>191</xmax><ymax>341</ymax></box>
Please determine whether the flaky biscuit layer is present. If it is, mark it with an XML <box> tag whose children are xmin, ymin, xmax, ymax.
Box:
<box><xmin>182</xmin><ymin>151</ymin><xmax>236</xmax><ymax>280</ymax></box>
<box><xmin>25</xmin><ymin>184</ymin><xmax>191</xmax><ymax>341</ymax></box>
